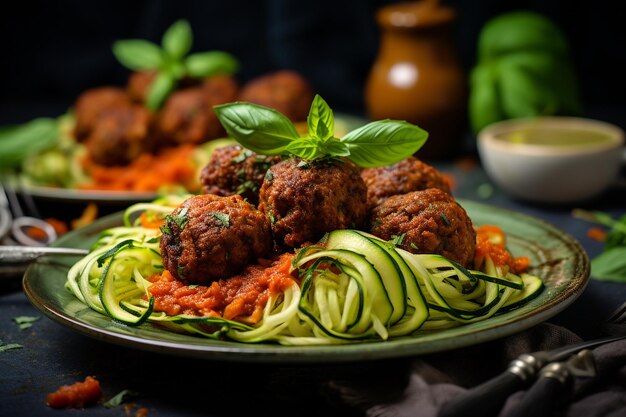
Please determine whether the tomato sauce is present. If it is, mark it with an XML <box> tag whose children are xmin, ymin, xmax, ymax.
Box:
<box><xmin>147</xmin><ymin>253</ymin><xmax>296</xmax><ymax>324</ymax></box>
<box><xmin>474</xmin><ymin>225</ymin><xmax>529</xmax><ymax>274</ymax></box>
<box><xmin>46</xmin><ymin>376</ymin><xmax>103</xmax><ymax>408</ymax></box>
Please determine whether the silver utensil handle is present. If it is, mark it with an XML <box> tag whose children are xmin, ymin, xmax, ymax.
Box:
<box><xmin>0</xmin><ymin>245</ymin><xmax>89</xmax><ymax>264</ymax></box>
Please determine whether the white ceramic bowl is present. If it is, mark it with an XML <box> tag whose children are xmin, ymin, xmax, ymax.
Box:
<box><xmin>477</xmin><ymin>117</ymin><xmax>625</xmax><ymax>204</ymax></box>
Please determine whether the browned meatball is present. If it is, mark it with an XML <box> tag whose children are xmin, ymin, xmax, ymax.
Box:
<box><xmin>361</xmin><ymin>157</ymin><xmax>452</xmax><ymax>209</ymax></box>
<box><xmin>239</xmin><ymin>70</ymin><xmax>314</xmax><ymax>122</ymax></box>
<box><xmin>73</xmin><ymin>87</ymin><xmax>133</xmax><ymax>141</ymax></box>
<box><xmin>201</xmin><ymin>75</ymin><xmax>239</xmax><ymax>105</ymax></box>
<box><xmin>369</xmin><ymin>188</ymin><xmax>475</xmax><ymax>267</ymax></box>
<box><xmin>200</xmin><ymin>144</ymin><xmax>281</xmax><ymax>205</ymax></box>
<box><xmin>156</xmin><ymin>76</ymin><xmax>238</xmax><ymax>146</ymax></box>
<box><xmin>160</xmin><ymin>194</ymin><xmax>273</xmax><ymax>284</ymax></box>
<box><xmin>127</xmin><ymin>70</ymin><xmax>158</xmax><ymax>103</ymax></box>
<box><xmin>258</xmin><ymin>157</ymin><xmax>368</xmax><ymax>248</ymax></box>
<box><xmin>84</xmin><ymin>106</ymin><xmax>154</xmax><ymax>166</ymax></box>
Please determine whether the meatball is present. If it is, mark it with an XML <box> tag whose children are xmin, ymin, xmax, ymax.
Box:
<box><xmin>127</xmin><ymin>70</ymin><xmax>158</xmax><ymax>103</ymax></box>
<box><xmin>73</xmin><ymin>87</ymin><xmax>133</xmax><ymax>141</ymax></box>
<box><xmin>84</xmin><ymin>106</ymin><xmax>154</xmax><ymax>166</ymax></box>
<box><xmin>258</xmin><ymin>157</ymin><xmax>368</xmax><ymax>247</ymax></box>
<box><xmin>361</xmin><ymin>157</ymin><xmax>452</xmax><ymax>209</ymax></box>
<box><xmin>156</xmin><ymin>76</ymin><xmax>238</xmax><ymax>145</ymax></box>
<box><xmin>201</xmin><ymin>75</ymin><xmax>239</xmax><ymax>105</ymax></box>
<box><xmin>160</xmin><ymin>194</ymin><xmax>273</xmax><ymax>284</ymax></box>
<box><xmin>369</xmin><ymin>188</ymin><xmax>475</xmax><ymax>267</ymax></box>
<box><xmin>239</xmin><ymin>70</ymin><xmax>314</xmax><ymax>122</ymax></box>
<box><xmin>200</xmin><ymin>144</ymin><xmax>281</xmax><ymax>205</ymax></box>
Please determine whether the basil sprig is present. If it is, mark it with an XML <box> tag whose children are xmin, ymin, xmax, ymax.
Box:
<box><xmin>573</xmin><ymin>209</ymin><xmax>626</xmax><ymax>283</ymax></box>
<box><xmin>0</xmin><ymin>118</ymin><xmax>58</xmax><ymax>168</ymax></box>
<box><xmin>214</xmin><ymin>95</ymin><xmax>428</xmax><ymax>167</ymax></box>
<box><xmin>112</xmin><ymin>19</ymin><xmax>239</xmax><ymax>110</ymax></box>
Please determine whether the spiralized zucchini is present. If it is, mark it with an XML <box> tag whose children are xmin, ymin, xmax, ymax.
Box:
<box><xmin>65</xmin><ymin>199</ymin><xmax>544</xmax><ymax>345</ymax></box>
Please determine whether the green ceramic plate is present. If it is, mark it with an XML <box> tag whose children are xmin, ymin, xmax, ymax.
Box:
<box><xmin>23</xmin><ymin>200</ymin><xmax>589</xmax><ymax>363</ymax></box>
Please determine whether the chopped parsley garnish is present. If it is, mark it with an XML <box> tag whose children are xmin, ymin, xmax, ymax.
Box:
<box><xmin>161</xmin><ymin>207</ymin><xmax>189</xmax><ymax>235</ymax></box>
<box><xmin>410</xmin><ymin>242</ymin><xmax>419</xmax><ymax>250</ymax></box>
<box><xmin>390</xmin><ymin>234</ymin><xmax>406</xmax><ymax>246</ymax></box>
<box><xmin>268</xmin><ymin>211</ymin><xmax>276</xmax><ymax>225</ymax></box>
<box><xmin>0</xmin><ymin>340</ymin><xmax>23</xmax><ymax>352</ymax></box>
<box><xmin>13</xmin><ymin>316</ymin><xmax>40</xmax><ymax>330</ymax></box>
<box><xmin>265</xmin><ymin>170</ymin><xmax>274</xmax><ymax>183</ymax></box>
<box><xmin>296</xmin><ymin>160</ymin><xmax>311</xmax><ymax>169</ymax></box>
<box><xmin>236</xmin><ymin>180</ymin><xmax>258</xmax><ymax>195</ymax></box>
<box><xmin>103</xmin><ymin>389</ymin><xmax>139</xmax><ymax>408</ymax></box>
<box><xmin>231</xmin><ymin>149</ymin><xmax>254</xmax><ymax>164</ymax></box>
<box><xmin>210</xmin><ymin>212</ymin><xmax>231</xmax><ymax>228</ymax></box>
<box><xmin>440</xmin><ymin>212</ymin><xmax>451</xmax><ymax>225</ymax></box>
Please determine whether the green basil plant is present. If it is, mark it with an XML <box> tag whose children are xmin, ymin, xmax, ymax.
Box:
<box><xmin>469</xmin><ymin>11</ymin><xmax>583</xmax><ymax>133</ymax></box>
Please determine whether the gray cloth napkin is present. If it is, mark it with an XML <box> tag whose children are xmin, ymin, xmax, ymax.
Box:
<box><xmin>327</xmin><ymin>323</ymin><xmax>626</xmax><ymax>417</ymax></box>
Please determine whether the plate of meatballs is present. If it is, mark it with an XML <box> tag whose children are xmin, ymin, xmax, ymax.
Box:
<box><xmin>23</xmin><ymin>140</ymin><xmax>589</xmax><ymax>362</ymax></box>
<box><xmin>16</xmin><ymin>70</ymin><xmax>351</xmax><ymax>204</ymax></box>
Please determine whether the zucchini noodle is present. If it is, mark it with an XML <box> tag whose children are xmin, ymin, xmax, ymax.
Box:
<box><xmin>65</xmin><ymin>199</ymin><xmax>544</xmax><ymax>345</ymax></box>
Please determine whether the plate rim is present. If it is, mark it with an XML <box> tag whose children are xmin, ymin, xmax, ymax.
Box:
<box><xmin>22</xmin><ymin>199</ymin><xmax>590</xmax><ymax>363</ymax></box>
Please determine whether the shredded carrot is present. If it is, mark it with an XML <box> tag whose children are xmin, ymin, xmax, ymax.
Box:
<box><xmin>46</xmin><ymin>218</ymin><xmax>69</xmax><ymax>236</ymax></box>
<box><xmin>79</xmin><ymin>145</ymin><xmax>198</xmax><ymax>192</ymax></box>
<box><xmin>139</xmin><ymin>212</ymin><xmax>166</xmax><ymax>229</ymax></box>
<box><xmin>586</xmin><ymin>227</ymin><xmax>607</xmax><ymax>242</ymax></box>
<box><xmin>25</xmin><ymin>218</ymin><xmax>68</xmax><ymax>240</ymax></box>
<box><xmin>123</xmin><ymin>404</ymin><xmax>149</xmax><ymax>417</ymax></box>
<box><xmin>25</xmin><ymin>226</ymin><xmax>48</xmax><ymax>240</ymax></box>
<box><xmin>474</xmin><ymin>225</ymin><xmax>529</xmax><ymax>274</ymax></box>
<box><xmin>71</xmin><ymin>203</ymin><xmax>98</xmax><ymax>230</ymax></box>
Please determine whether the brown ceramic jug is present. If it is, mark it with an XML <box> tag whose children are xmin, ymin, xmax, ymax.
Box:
<box><xmin>365</xmin><ymin>0</ymin><xmax>467</xmax><ymax>159</ymax></box>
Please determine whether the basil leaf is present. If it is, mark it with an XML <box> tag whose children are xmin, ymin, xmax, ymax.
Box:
<box><xmin>0</xmin><ymin>118</ymin><xmax>58</xmax><ymax>167</ymax></box>
<box><xmin>285</xmin><ymin>138</ymin><xmax>324</xmax><ymax>160</ymax></box>
<box><xmin>323</xmin><ymin>138</ymin><xmax>350</xmax><ymax>157</ymax></box>
<box><xmin>112</xmin><ymin>40</ymin><xmax>163</xmax><ymax>70</ymax></box>
<box><xmin>307</xmin><ymin>95</ymin><xmax>334</xmax><ymax>140</ymax></box>
<box><xmin>162</xmin><ymin>20</ymin><xmax>192</xmax><ymax>60</ymax></box>
<box><xmin>185</xmin><ymin>51</ymin><xmax>239</xmax><ymax>77</ymax></box>
<box><xmin>146</xmin><ymin>72</ymin><xmax>176</xmax><ymax>110</ymax></box>
<box><xmin>591</xmin><ymin>247</ymin><xmax>626</xmax><ymax>283</ymax></box>
<box><xmin>213</xmin><ymin>102</ymin><xmax>299</xmax><ymax>155</ymax></box>
<box><xmin>340</xmin><ymin>120</ymin><xmax>428</xmax><ymax>167</ymax></box>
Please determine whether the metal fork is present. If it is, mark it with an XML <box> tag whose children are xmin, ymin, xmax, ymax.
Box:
<box><xmin>437</xmin><ymin>300</ymin><xmax>626</xmax><ymax>417</ymax></box>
